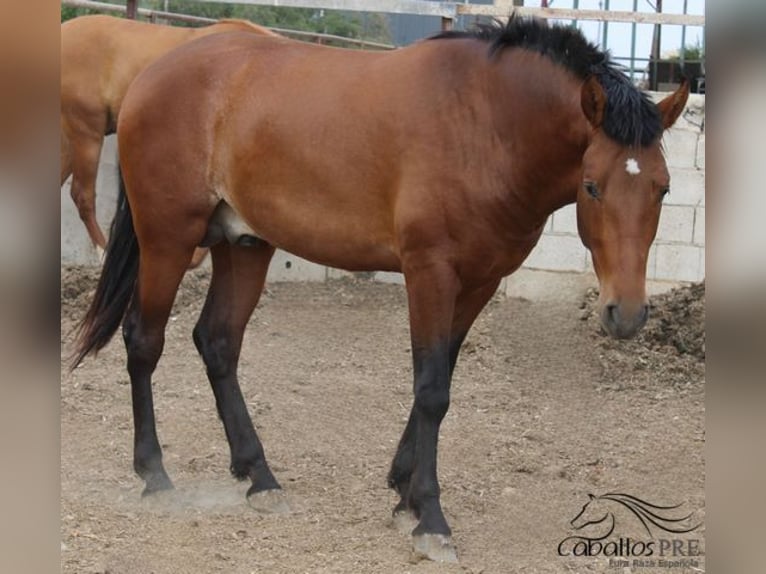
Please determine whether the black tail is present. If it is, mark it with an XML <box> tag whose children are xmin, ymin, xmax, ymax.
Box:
<box><xmin>71</xmin><ymin>168</ymin><xmax>139</xmax><ymax>369</ymax></box>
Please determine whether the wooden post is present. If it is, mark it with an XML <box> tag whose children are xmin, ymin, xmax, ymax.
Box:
<box><xmin>649</xmin><ymin>0</ymin><xmax>662</xmax><ymax>90</ymax></box>
<box><xmin>126</xmin><ymin>0</ymin><xmax>138</xmax><ymax>19</ymax></box>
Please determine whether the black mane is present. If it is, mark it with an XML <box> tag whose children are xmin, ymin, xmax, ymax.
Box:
<box><xmin>430</xmin><ymin>17</ymin><xmax>662</xmax><ymax>147</ymax></box>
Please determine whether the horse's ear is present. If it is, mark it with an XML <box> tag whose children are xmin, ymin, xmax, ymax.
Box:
<box><xmin>581</xmin><ymin>76</ymin><xmax>606</xmax><ymax>129</ymax></box>
<box><xmin>657</xmin><ymin>77</ymin><xmax>690</xmax><ymax>130</ymax></box>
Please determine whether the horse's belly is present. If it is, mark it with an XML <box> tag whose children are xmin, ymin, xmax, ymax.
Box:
<box><xmin>215</xmin><ymin>185</ymin><xmax>401</xmax><ymax>272</ymax></box>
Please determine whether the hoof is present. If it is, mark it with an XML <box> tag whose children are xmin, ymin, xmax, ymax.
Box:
<box><xmin>247</xmin><ymin>488</ymin><xmax>290</xmax><ymax>514</ymax></box>
<box><xmin>412</xmin><ymin>533</ymin><xmax>458</xmax><ymax>563</ymax></box>
<box><xmin>390</xmin><ymin>509</ymin><xmax>418</xmax><ymax>534</ymax></box>
<box><xmin>141</xmin><ymin>474</ymin><xmax>174</xmax><ymax>497</ymax></box>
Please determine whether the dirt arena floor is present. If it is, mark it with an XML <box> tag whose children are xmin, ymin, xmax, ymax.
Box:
<box><xmin>61</xmin><ymin>267</ymin><xmax>705</xmax><ymax>573</ymax></box>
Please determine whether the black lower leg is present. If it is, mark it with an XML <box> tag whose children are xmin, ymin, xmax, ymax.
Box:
<box><xmin>124</xmin><ymin>311</ymin><xmax>173</xmax><ymax>495</ymax></box>
<box><xmin>407</xmin><ymin>343</ymin><xmax>453</xmax><ymax>536</ymax></box>
<box><xmin>193</xmin><ymin>321</ymin><xmax>280</xmax><ymax>495</ymax></box>
<box><xmin>388</xmin><ymin>410</ymin><xmax>417</xmax><ymax>515</ymax></box>
<box><xmin>388</xmin><ymin>333</ymin><xmax>466</xmax><ymax>517</ymax></box>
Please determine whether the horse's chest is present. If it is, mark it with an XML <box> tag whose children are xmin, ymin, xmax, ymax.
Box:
<box><xmin>458</xmin><ymin>226</ymin><xmax>545</xmax><ymax>286</ymax></box>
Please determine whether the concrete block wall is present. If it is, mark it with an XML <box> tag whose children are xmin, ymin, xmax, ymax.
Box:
<box><xmin>61</xmin><ymin>95</ymin><xmax>705</xmax><ymax>300</ymax></box>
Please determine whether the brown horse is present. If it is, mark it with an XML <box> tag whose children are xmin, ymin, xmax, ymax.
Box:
<box><xmin>60</xmin><ymin>14</ymin><xmax>278</xmax><ymax>261</ymax></box>
<box><xmin>72</xmin><ymin>18</ymin><xmax>689</xmax><ymax>562</ymax></box>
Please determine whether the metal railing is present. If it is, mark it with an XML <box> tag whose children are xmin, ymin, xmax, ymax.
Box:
<box><xmin>62</xmin><ymin>0</ymin><xmax>705</xmax><ymax>89</ymax></box>
<box><xmin>61</xmin><ymin>0</ymin><xmax>397</xmax><ymax>50</ymax></box>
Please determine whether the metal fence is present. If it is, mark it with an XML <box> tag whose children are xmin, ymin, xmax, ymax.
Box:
<box><xmin>61</xmin><ymin>0</ymin><xmax>705</xmax><ymax>90</ymax></box>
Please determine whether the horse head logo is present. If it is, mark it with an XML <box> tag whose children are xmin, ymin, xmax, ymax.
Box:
<box><xmin>569</xmin><ymin>492</ymin><xmax>701</xmax><ymax>539</ymax></box>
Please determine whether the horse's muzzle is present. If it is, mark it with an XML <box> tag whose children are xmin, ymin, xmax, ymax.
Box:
<box><xmin>600</xmin><ymin>302</ymin><xmax>649</xmax><ymax>339</ymax></box>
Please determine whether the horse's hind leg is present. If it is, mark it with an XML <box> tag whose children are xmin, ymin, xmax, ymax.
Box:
<box><xmin>123</xmin><ymin>246</ymin><xmax>198</xmax><ymax>495</ymax></box>
<box><xmin>188</xmin><ymin>247</ymin><xmax>209</xmax><ymax>269</ymax></box>
<box><xmin>60</xmin><ymin>127</ymin><xmax>72</xmax><ymax>185</ymax></box>
<box><xmin>67</xmin><ymin>121</ymin><xmax>108</xmax><ymax>251</ymax></box>
<box><xmin>192</xmin><ymin>241</ymin><xmax>286</xmax><ymax>510</ymax></box>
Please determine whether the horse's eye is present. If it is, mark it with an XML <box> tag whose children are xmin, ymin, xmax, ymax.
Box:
<box><xmin>584</xmin><ymin>181</ymin><xmax>599</xmax><ymax>199</ymax></box>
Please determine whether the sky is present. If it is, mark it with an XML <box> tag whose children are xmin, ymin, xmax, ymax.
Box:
<box><xmin>544</xmin><ymin>0</ymin><xmax>705</xmax><ymax>79</ymax></box>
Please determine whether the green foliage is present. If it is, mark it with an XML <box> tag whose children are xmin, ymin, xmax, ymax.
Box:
<box><xmin>61</xmin><ymin>1</ymin><xmax>392</xmax><ymax>44</ymax></box>
<box><xmin>61</xmin><ymin>5</ymin><xmax>109</xmax><ymax>22</ymax></box>
<box><xmin>681</xmin><ymin>42</ymin><xmax>704</xmax><ymax>62</ymax></box>
<box><xmin>669</xmin><ymin>40</ymin><xmax>705</xmax><ymax>62</ymax></box>
<box><xmin>159</xmin><ymin>2</ymin><xmax>392</xmax><ymax>43</ymax></box>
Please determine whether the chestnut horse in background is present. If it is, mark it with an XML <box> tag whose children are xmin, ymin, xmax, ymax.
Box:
<box><xmin>73</xmin><ymin>18</ymin><xmax>689</xmax><ymax>562</ymax></box>
<box><xmin>60</xmin><ymin>15</ymin><xmax>278</xmax><ymax>262</ymax></box>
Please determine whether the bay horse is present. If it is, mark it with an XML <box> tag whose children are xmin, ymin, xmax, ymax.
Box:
<box><xmin>72</xmin><ymin>17</ymin><xmax>689</xmax><ymax>562</ymax></box>
<box><xmin>60</xmin><ymin>14</ymin><xmax>278</xmax><ymax>262</ymax></box>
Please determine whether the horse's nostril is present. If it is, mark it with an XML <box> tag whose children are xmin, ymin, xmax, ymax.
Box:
<box><xmin>606</xmin><ymin>303</ymin><xmax>618</xmax><ymax>325</ymax></box>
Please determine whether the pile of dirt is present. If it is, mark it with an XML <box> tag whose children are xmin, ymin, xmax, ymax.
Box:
<box><xmin>580</xmin><ymin>281</ymin><xmax>705</xmax><ymax>391</ymax></box>
<box><xmin>639</xmin><ymin>281</ymin><xmax>705</xmax><ymax>360</ymax></box>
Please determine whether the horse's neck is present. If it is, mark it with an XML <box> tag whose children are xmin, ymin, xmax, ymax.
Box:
<box><xmin>489</xmin><ymin>53</ymin><xmax>589</xmax><ymax>222</ymax></box>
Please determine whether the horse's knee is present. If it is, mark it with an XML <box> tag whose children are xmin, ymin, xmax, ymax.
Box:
<box><xmin>69</xmin><ymin>180</ymin><xmax>94</xmax><ymax>212</ymax></box>
<box><xmin>123</xmin><ymin>319</ymin><xmax>164</xmax><ymax>377</ymax></box>
<box><xmin>414</xmin><ymin>380</ymin><xmax>450</xmax><ymax>421</ymax></box>
<box><xmin>193</xmin><ymin>322</ymin><xmax>236</xmax><ymax>380</ymax></box>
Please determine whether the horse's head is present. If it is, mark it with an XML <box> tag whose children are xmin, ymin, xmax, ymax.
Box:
<box><xmin>576</xmin><ymin>77</ymin><xmax>689</xmax><ymax>339</ymax></box>
<box><xmin>570</xmin><ymin>493</ymin><xmax>610</xmax><ymax>530</ymax></box>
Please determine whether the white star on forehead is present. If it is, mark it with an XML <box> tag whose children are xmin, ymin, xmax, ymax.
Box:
<box><xmin>625</xmin><ymin>158</ymin><xmax>641</xmax><ymax>175</ymax></box>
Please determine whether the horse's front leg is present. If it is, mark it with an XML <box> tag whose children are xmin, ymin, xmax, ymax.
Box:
<box><xmin>392</xmin><ymin>259</ymin><xmax>461</xmax><ymax>561</ymax></box>
<box><xmin>389</xmin><ymin>277</ymin><xmax>501</xmax><ymax>561</ymax></box>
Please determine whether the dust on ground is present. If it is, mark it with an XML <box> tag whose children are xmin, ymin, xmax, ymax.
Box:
<box><xmin>581</xmin><ymin>282</ymin><xmax>705</xmax><ymax>393</ymax></box>
<box><xmin>61</xmin><ymin>267</ymin><xmax>704</xmax><ymax>573</ymax></box>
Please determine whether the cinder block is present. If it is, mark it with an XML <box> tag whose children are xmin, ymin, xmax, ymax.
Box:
<box><xmin>326</xmin><ymin>267</ymin><xmax>355</xmax><ymax>280</ymax></box>
<box><xmin>582</xmin><ymin>250</ymin><xmax>600</xmax><ymax>275</ymax></box>
<box><xmin>654</xmin><ymin>244</ymin><xmax>704</xmax><ymax>282</ymax></box>
<box><xmin>696</xmin><ymin>135</ymin><xmax>705</xmax><ymax>170</ymax></box>
<box><xmin>646</xmin><ymin>279</ymin><xmax>684</xmax><ymax>296</ymax></box>
<box><xmin>551</xmin><ymin>204</ymin><xmax>578</xmax><ymax>234</ymax></box>
<box><xmin>505</xmin><ymin>268</ymin><xmax>597</xmax><ymax>302</ymax></box>
<box><xmin>267</xmin><ymin>250</ymin><xmax>326</xmax><ymax>282</ymax></box>
<box><xmin>375</xmin><ymin>271</ymin><xmax>405</xmax><ymax>285</ymax></box>
<box><xmin>693</xmin><ymin>207</ymin><xmax>705</xmax><ymax>245</ymax></box>
<box><xmin>61</xmin><ymin>183</ymin><xmax>100</xmax><ymax>265</ymax></box>
<box><xmin>645</xmin><ymin>244</ymin><xmax>658</xmax><ymax>280</ymax></box>
<box><xmin>100</xmin><ymin>134</ymin><xmax>119</xmax><ymax>167</ymax></box>
<box><xmin>662</xmin><ymin>129</ymin><xmax>700</xmax><ymax>169</ymax></box>
<box><xmin>523</xmin><ymin>234</ymin><xmax>588</xmax><ymax>272</ymax></box>
<box><xmin>656</xmin><ymin>205</ymin><xmax>695</xmax><ymax>244</ymax></box>
<box><xmin>666</xmin><ymin>168</ymin><xmax>705</xmax><ymax>206</ymax></box>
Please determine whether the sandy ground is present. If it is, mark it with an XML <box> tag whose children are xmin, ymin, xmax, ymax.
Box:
<box><xmin>61</xmin><ymin>267</ymin><xmax>705</xmax><ymax>573</ymax></box>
